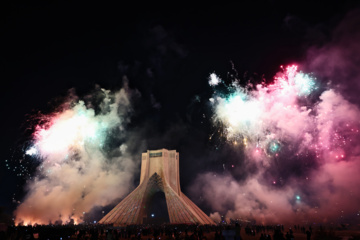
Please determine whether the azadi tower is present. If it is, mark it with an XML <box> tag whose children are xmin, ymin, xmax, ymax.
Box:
<box><xmin>99</xmin><ymin>149</ymin><xmax>214</xmax><ymax>225</ymax></box>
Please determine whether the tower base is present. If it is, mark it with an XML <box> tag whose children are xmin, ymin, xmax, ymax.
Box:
<box><xmin>99</xmin><ymin>173</ymin><xmax>214</xmax><ymax>225</ymax></box>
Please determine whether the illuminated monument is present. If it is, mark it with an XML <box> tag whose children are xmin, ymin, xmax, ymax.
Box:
<box><xmin>99</xmin><ymin>149</ymin><xmax>214</xmax><ymax>225</ymax></box>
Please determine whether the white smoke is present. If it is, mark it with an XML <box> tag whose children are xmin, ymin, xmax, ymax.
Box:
<box><xmin>15</xmin><ymin>86</ymin><xmax>141</xmax><ymax>225</ymax></box>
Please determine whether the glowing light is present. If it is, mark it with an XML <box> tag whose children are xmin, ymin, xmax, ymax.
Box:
<box><xmin>32</xmin><ymin>102</ymin><xmax>109</xmax><ymax>157</ymax></box>
<box><xmin>211</xmin><ymin>65</ymin><xmax>317</xmax><ymax>143</ymax></box>
<box><xmin>269</xmin><ymin>65</ymin><xmax>316</xmax><ymax>96</ymax></box>
<box><xmin>216</xmin><ymin>93</ymin><xmax>262</xmax><ymax>139</ymax></box>
<box><xmin>226</xmin><ymin>94</ymin><xmax>261</xmax><ymax>125</ymax></box>
<box><xmin>268</xmin><ymin>141</ymin><xmax>281</xmax><ymax>154</ymax></box>
<box><xmin>296</xmin><ymin>195</ymin><xmax>301</xmax><ymax>200</ymax></box>
<box><xmin>209</xmin><ymin>64</ymin><xmax>327</xmax><ymax>161</ymax></box>
<box><xmin>151</xmin><ymin>213</ymin><xmax>155</xmax><ymax>217</ymax></box>
<box><xmin>209</xmin><ymin>73</ymin><xmax>221</xmax><ymax>86</ymax></box>
<box><xmin>294</xmin><ymin>72</ymin><xmax>316</xmax><ymax>96</ymax></box>
<box><xmin>26</xmin><ymin>147</ymin><xmax>38</xmax><ymax>156</ymax></box>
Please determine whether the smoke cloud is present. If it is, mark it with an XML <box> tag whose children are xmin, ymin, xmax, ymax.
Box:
<box><xmin>306</xmin><ymin>8</ymin><xmax>360</xmax><ymax>105</ymax></box>
<box><xmin>190</xmin><ymin>9</ymin><xmax>360</xmax><ymax>225</ymax></box>
<box><xmin>15</xmin><ymin>85</ymin><xmax>142</xmax><ymax>225</ymax></box>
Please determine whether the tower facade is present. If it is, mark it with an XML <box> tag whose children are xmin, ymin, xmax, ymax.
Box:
<box><xmin>99</xmin><ymin>149</ymin><xmax>214</xmax><ymax>225</ymax></box>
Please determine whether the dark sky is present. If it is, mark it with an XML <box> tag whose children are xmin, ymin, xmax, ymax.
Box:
<box><xmin>2</xmin><ymin>1</ymin><xmax>360</xmax><ymax>223</ymax></box>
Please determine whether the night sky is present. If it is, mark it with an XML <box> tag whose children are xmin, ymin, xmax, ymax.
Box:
<box><xmin>2</xmin><ymin>1</ymin><xmax>360</xmax><ymax>225</ymax></box>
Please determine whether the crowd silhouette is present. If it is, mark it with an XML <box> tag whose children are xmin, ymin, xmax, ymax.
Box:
<box><xmin>3</xmin><ymin>222</ymin><xmax>356</xmax><ymax>240</ymax></box>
